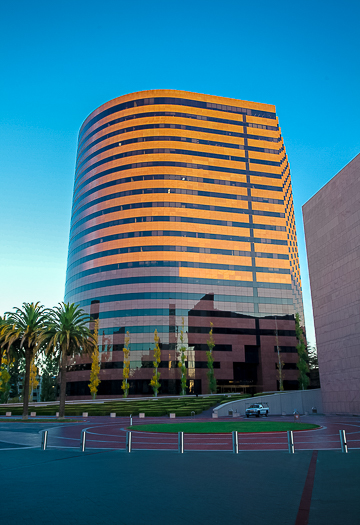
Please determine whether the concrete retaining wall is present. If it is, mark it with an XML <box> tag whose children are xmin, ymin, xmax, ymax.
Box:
<box><xmin>213</xmin><ymin>389</ymin><xmax>323</xmax><ymax>417</ymax></box>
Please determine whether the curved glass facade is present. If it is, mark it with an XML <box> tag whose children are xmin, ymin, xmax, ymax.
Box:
<box><xmin>65</xmin><ymin>89</ymin><xmax>304</xmax><ymax>396</ymax></box>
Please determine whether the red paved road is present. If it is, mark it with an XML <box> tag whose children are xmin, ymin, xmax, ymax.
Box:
<box><xmin>43</xmin><ymin>415</ymin><xmax>360</xmax><ymax>452</ymax></box>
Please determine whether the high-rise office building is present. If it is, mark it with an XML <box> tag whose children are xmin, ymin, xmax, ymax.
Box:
<box><xmin>65</xmin><ymin>90</ymin><xmax>303</xmax><ymax>396</ymax></box>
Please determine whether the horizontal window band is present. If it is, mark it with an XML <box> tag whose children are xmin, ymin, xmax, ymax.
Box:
<box><xmin>74</xmin><ymin>362</ymin><xmax>223</xmax><ymax>371</ymax></box>
<box><xmin>72</xmin><ymin>187</ymin><xmax>249</xmax><ymax>219</ymax></box>
<box><xmin>190</xmin><ymin>344</ymin><xmax>232</xmax><ymax>353</ymax></box>
<box><xmin>70</xmin><ymin>201</ymin><xmax>285</xmax><ymax>235</ymax></box>
<box><xmin>69</xmin><ymin>231</ymin><xmax>252</xmax><ymax>257</ymax></box>
<box><xmin>72</xmin><ymin>173</ymin><xmax>283</xmax><ymax>210</ymax></box>
<box><xmin>68</xmin><ymin>230</ymin><xmax>288</xmax><ymax>260</ymax></box>
<box><xmin>71</xmin><ymin>291</ymin><xmax>293</xmax><ymax>310</ymax></box>
<box><xmin>112</xmin><ymin>343</ymin><xmax>230</xmax><ymax>352</ymax></box>
<box><xmin>66</xmin><ymin>243</ymin><xmax>290</xmax><ymax>272</ymax></box>
<box><xmin>71</xmin><ymin>189</ymin><xmax>284</xmax><ymax>223</ymax></box>
<box><xmin>65</xmin><ymin>260</ymin><xmax>293</xmax><ymax>289</ymax></box>
<box><xmin>88</xmin><ymin>308</ymin><xmax>189</xmax><ymax>319</ymax></box>
<box><xmin>78</xmin><ymin>110</ymin><xmax>279</xmax><ymax>153</ymax></box>
<box><xmin>71</xmin><ymin>202</ymin><xmax>246</xmax><ymax>232</ymax></box>
<box><xmin>274</xmin><ymin>346</ymin><xmax>298</xmax><ymax>354</ymax></box>
<box><xmin>77</xmin><ymin>307</ymin><xmax>296</xmax><ymax>321</ymax></box>
<box><xmin>65</xmin><ymin>271</ymin><xmax>291</xmax><ymax>297</ymax></box>
<box><xmin>73</xmin><ymin>173</ymin><xmax>284</xmax><ymax>207</ymax></box>
<box><xmin>69</xmin><ymin>214</ymin><xmax>285</xmax><ymax>246</ymax></box>
<box><xmin>79</xmin><ymin>96</ymin><xmax>277</xmax><ymax>141</ymax></box>
<box><xmin>189</xmin><ymin>310</ymin><xmax>295</xmax><ymax>320</ymax></box>
<box><xmin>75</xmin><ymin>146</ymin><xmax>285</xmax><ymax>184</ymax></box>
<box><xmin>68</xmin><ymin>361</ymin><xmax>222</xmax><ymax>372</ymax></box>
<box><xmin>77</xmin><ymin>120</ymin><xmax>281</xmax><ymax>163</ymax></box>
<box><xmin>68</xmin><ymin>362</ymin><xmax>119</xmax><ymax>371</ymax></box>
<box><xmin>76</xmin><ymin>133</ymin><xmax>284</xmax><ymax>175</ymax></box>
<box><xmin>69</xmin><ymin>343</ymin><xmax>229</xmax><ymax>352</ymax></box>
<box><xmin>73</xmin><ymin>292</ymin><xmax>294</xmax><ymax>308</ymax></box>
<box><xmin>189</xmin><ymin>326</ymin><xmax>295</xmax><ymax>336</ymax></box>
<box><xmin>67</xmin><ymin>324</ymin><xmax>296</xmax><ymax>337</ymax></box>
<box><xmin>74</xmin><ymin>159</ymin><xmax>283</xmax><ymax>197</ymax></box>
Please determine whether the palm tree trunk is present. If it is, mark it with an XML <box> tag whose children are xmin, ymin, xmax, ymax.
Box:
<box><xmin>58</xmin><ymin>347</ymin><xmax>67</xmax><ymax>419</ymax></box>
<box><xmin>22</xmin><ymin>347</ymin><xmax>31</xmax><ymax>420</ymax></box>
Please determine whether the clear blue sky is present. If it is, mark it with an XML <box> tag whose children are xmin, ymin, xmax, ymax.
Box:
<box><xmin>1</xmin><ymin>0</ymin><xmax>359</xmax><ymax>347</ymax></box>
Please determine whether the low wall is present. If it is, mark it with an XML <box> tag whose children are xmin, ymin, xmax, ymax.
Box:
<box><xmin>213</xmin><ymin>389</ymin><xmax>323</xmax><ymax>417</ymax></box>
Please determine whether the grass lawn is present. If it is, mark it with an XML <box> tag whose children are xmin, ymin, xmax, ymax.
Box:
<box><xmin>131</xmin><ymin>421</ymin><xmax>320</xmax><ymax>433</ymax></box>
<box><xmin>0</xmin><ymin>395</ymin><xmax>226</xmax><ymax>417</ymax></box>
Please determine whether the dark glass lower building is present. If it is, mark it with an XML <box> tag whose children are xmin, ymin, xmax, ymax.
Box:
<box><xmin>64</xmin><ymin>89</ymin><xmax>304</xmax><ymax>396</ymax></box>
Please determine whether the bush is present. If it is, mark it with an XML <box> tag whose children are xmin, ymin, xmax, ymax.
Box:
<box><xmin>138</xmin><ymin>410</ymin><xmax>165</xmax><ymax>417</ymax></box>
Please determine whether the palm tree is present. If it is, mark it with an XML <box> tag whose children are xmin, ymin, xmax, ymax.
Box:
<box><xmin>44</xmin><ymin>302</ymin><xmax>96</xmax><ymax>419</ymax></box>
<box><xmin>0</xmin><ymin>303</ymin><xmax>48</xmax><ymax>419</ymax></box>
<box><xmin>0</xmin><ymin>315</ymin><xmax>8</xmax><ymax>369</ymax></box>
<box><xmin>0</xmin><ymin>315</ymin><xmax>9</xmax><ymax>400</ymax></box>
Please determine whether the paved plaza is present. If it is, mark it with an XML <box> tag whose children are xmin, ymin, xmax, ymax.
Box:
<box><xmin>1</xmin><ymin>447</ymin><xmax>359</xmax><ymax>525</ymax></box>
<box><xmin>1</xmin><ymin>415</ymin><xmax>360</xmax><ymax>524</ymax></box>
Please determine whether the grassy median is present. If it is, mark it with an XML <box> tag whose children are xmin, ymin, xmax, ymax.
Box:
<box><xmin>131</xmin><ymin>421</ymin><xmax>320</xmax><ymax>433</ymax></box>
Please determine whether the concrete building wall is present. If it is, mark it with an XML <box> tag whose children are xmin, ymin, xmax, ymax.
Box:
<box><xmin>213</xmin><ymin>389</ymin><xmax>323</xmax><ymax>416</ymax></box>
<box><xmin>303</xmin><ymin>154</ymin><xmax>360</xmax><ymax>414</ymax></box>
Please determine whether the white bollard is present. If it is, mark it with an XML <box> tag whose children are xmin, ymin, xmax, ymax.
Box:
<box><xmin>287</xmin><ymin>430</ymin><xmax>295</xmax><ymax>453</ymax></box>
<box><xmin>41</xmin><ymin>430</ymin><xmax>48</xmax><ymax>450</ymax></box>
<box><xmin>80</xmin><ymin>430</ymin><xmax>86</xmax><ymax>452</ymax></box>
<box><xmin>110</xmin><ymin>413</ymin><xmax>116</xmax><ymax>418</ymax></box>
<box><xmin>232</xmin><ymin>431</ymin><xmax>239</xmax><ymax>454</ymax></box>
<box><xmin>169</xmin><ymin>413</ymin><xmax>176</xmax><ymax>419</ymax></box>
<box><xmin>56</xmin><ymin>412</ymin><xmax>59</xmax><ymax>418</ymax></box>
<box><xmin>178</xmin><ymin>431</ymin><xmax>184</xmax><ymax>453</ymax></box>
<box><xmin>5</xmin><ymin>412</ymin><xmax>11</xmax><ymax>417</ymax></box>
<box><xmin>339</xmin><ymin>430</ymin><xmax>348</xmax><ymax>453</ymax></box>
<box><xmin>130</xmin><ymin>415</ymin><xmax>133</xmax><ymax>426</ymax></box>
<box><xmin>82</xmin><ymin>412</ymin><xmax>88</xmax><ymax>418</ymax></box>
<box><xmin>126</xmin><ymin>431</ymin><xmax>132</xmax><ymax>452</ymax></box>
<box><xmin>30</xmin><ymin>412</ymin><xmax>36</xmax><ymax>417</ymax></box>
